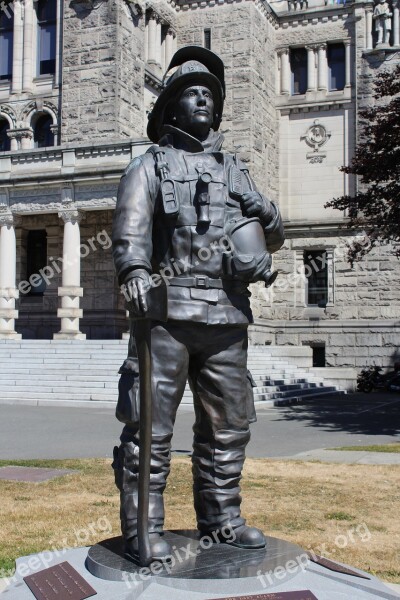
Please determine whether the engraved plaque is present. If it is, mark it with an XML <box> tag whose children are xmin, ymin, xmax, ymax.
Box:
<box><xmin>206</xmin><ymin>592</ymin><xmax>318</xmax><ymax>600</ymax></box>
<box><xmin>307</xmin><ymin>553</ymin><xmax>371</xmax><ymax>580</ymax></box>
<box><xmin>24</xmin><ymin>561</ymin><xmax>97</xmax><ymax>600</ymax></box>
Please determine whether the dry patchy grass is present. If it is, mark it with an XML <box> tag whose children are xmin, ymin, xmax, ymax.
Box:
<box><xmin>0</xmin><ymin>458</ymin><xmax>399</xmax><ymax>583</ymax></box>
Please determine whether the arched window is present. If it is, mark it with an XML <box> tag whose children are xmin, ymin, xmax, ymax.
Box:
<box><xmin>33</xmin><ymin>114</ymin><xmax>54</xmax><ymax>148</ymax></box>
<box><xmin>0</xmin><ymin>4</ymin><xmax>14</xmax><ymax>81</ymax></box>
<box><xmin>37</xmin><ymin>0</ymin><xmax>56</xmax><ymax>75</ymax></box>
<box><xmin>0</xmin><ymin>119</ymin><xmax>10</xmax><ymax>151</ymax></box>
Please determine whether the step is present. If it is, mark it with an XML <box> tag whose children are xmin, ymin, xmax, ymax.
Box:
<box><xmin>253</xmin><ymin>386</ymin><xmax>337</xmax><ymax>401</ymax></box>
<box><xmin>254</xmin><ymin>390</ymin><xmax>345</xmax><ymax>405</ymax></box>
<box><xmin>0</xmin><ymin>390</ymin><xmax>118</xmax><ymax>401</ymax></box>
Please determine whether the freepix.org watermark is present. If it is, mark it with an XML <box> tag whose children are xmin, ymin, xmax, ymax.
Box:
<box><xmin>120</xmin><ymin>234</ymin><xmax>234</xmax><ymax>302</ymax></box>
<box><xmin>18</xmin><ymin>230</ymin><xmax>112</xmax><ymax>296</ymax></box>
<box><xmin>256</xmin><ymin>522</ymin><xmax>372</xmax><ymax>589</ymax></box>
<box><xmin>122</xmin><ymin>525</ymin><xmax>237</xmax><ymax>587</ymax></box>
<box><xmin>0</xmin><ymin>516</ymin><xmax>112</xmax><ymax>587</ymax></box>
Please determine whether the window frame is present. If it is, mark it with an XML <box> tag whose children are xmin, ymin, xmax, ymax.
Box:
<box><xmin>33</xmin><ymin>113</ymin><xmax>55</xmax><ymax>148</ymax></box>
<box><xmin>327</xmin><ymin>42</ymin><xmax>346</xmax><ymax>92</ymax></box>
<box><xmin>0</xmin><ymin>4</ymin><xmax>14</xmax><ymax>81</ymax></box>
<box><xmin>290</xmin><ymin>47</ymin><xmax>308</xmax><ymax>96</ymax></box>
<box><xmin>36</xmin><ymin>0</ymin><xmax>57</xmax><ymax>76</ymax></box>
<box><xmin>304</xmin><ymin>249</ymin><xmax>329</xmax><ymax>307</ymax></box>
<box><xmin>0</xmin><ymin>119</ymin><xmax>11</xmax><ymax>151</ymax></box>
<box><xmin>204</xmin><ymin>28</ymin><xmax>211</xmax><ymax>50</ymax></box>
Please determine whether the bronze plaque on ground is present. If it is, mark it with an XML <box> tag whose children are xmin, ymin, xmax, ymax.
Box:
<box><xmin>23</xmin><ymin>561</ymin><xmax>97</xmax><ymax>600</ymax></box>
<box><xmin>307</xmin><ymin>553</ymin><xmax>370</xmax><ymax>579</ymax></box>
<box><xmin>206</xmin><ymin>592</ymin><xmax>318</xmax><ymax>600</ymax></box>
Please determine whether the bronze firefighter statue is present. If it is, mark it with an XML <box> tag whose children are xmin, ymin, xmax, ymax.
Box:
<box><xmin>112</xmin><ymin>46</ymin><xmax>285</xmax><ymax>564</ymax></box>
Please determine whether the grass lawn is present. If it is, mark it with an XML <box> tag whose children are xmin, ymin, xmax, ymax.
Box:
<box><xmin>0</xmin><ymin>457</ymin><xmax>399</xmax><ymax>583</ymax></box>
<box><xmin>332</xmin><ymin>443</ymin><xmax>400</xmax><ymax>453</ymax></box>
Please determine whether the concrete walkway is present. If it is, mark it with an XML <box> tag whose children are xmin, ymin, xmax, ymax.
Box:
<box><xmin>283</xmin><ymin>448</ymin><xmax>400</xmax><ymax>464</ymax></box>
<box><xmin>0</xmin><ymin>394</ymin><xmax>399</xmax><ymax>460</ymax></box>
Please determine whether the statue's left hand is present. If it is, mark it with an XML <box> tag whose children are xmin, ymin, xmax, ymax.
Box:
<box><xmin>241</xmin><ymin>192</ymin><xmax>275</xmax><ymax>223</ymax></box>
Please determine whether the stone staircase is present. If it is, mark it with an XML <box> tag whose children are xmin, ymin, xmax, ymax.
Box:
<box><xmin>0</xmin><ymin>340</ymin><xmax>344</xmax><ymax>408</ymax></box>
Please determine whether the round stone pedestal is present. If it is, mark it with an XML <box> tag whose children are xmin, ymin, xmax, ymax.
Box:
<box><xmin>86</xmin><ymin>530</ymin><xmax>307</xmax><ymax>594</ymax></box>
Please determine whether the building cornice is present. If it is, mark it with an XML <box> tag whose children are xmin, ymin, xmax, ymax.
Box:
<box><xmin>278</xmin><ymin>4</ymin><xmax>354</xmax><ymax>28</ymax></box>
<box><xmin>0</xmin><ymin>139</ymin><xmax>151</xmax><ymax>214</ymax></box>
<box><xmin>171</xmin><ymin>0</ymin><xmax>279</xmax><ymax>26</ymax></box>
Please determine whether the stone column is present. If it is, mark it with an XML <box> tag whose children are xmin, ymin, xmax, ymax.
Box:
<box><xmin>7</xmin><ymin>131</ymin><xmax>19</xmax><ymax>151</ymax></box>
<box><xmin>147</xmin><ymin>13</ymin><xmax>157</xmax><ymax>63</ymax></box>
<box><xmin>326</xmin><ymin>249</ymin><xmax>335</xmax><ymax>306</ymax></box>
<box><xmin>344</xmin><ymin>41</ymin><xmax>351</xmax><ymax>88</ymax></box>
<box><xmin>366</xmin><ymin>10</ymin><xmax>374</xmax><ymax>50</ymax></box>
<box><xmin>278</xmin><ymin>48</ymin><xmax>290</xmax><ymax>95</ymax></box>
<box><xmin>165</xmin><ymin>28</ymin><xmax>175</xmax><ymax>69</ymax></box>
<box><xmin>0</xmin><ymin>212</ymin><xmax>21</xmax><ymax>339</ymax></box>
<box><xmin>317</xmin><ymin>44</ymin><xmax>328</xmax><ymax>91</ymax></box>
<box><xmin>11</xmin><ymin>0</ymin><xmax>23</xmax><ymax>94</ymax></box>
<box><xmin>393</xmin><ymin>2</ymin><xmax>400</xmax><ymax>46</ymax></box>
<box><xmin>155</xmin><ymin>18</ymin><xmax>162</xmax><ymax>66</ymax></box>
<box><xmin>20</xmin><ymin>128</ymin><xmax>34</xmax><ymax>150</ymax></box>
<box><xmin>22</xmin><ymin>0</ymin><xmax>34</xmax><ymax>92</ymax></box>
<box><xmin>144</xmin><ymin>16</ymin><xmax>149</xmax><ymax>62</ymax></box>
<box><xmin>50</xmin><ymin>124</ymin><xmax>60</xmax><ymax>146</ymax></box>
<box><xmin>306</xmin><ymin>45</ymin><xmax>316</xmax><ymax>91</ymax></box>
<box><xmin>55</xmin><ymin>0</ymin><xmax>62</xmax><ymax>86</ymax></box>
<box><xmin>54</xmin><ymin>210</ymin><xmax>86</xmax><ymax>340</ymax></box>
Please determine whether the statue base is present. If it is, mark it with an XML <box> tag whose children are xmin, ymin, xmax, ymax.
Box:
<box><xmin>2</xmin><ymin>531</ymin><xmax>399</xmax><ymax>599</ymax></box>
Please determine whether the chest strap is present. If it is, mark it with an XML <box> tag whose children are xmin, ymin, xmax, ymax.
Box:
<box><xmin>152</xmin><ymin>148</ymin><xmax>179</xmax><ymax>217</ymax></box>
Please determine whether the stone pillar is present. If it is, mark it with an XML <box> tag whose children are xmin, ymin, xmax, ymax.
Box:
<box><xmin>147</xmin><ymin>13</ymin><xmax>157</xmax><ymax>63</ymax></box>
<box><xmin>326</xmin><ymin>249</ymin><xmax>335</xmax><ymax>306</ymax></box>
<box><xmin>344</xmin><ymin>41</ymin><xmax>351</xmax><ymax>88</ymax></box>
<box><xmin>278</xmin><ymin>49</ymin><xmax>290</xmax><ymax>95</ymax></box>
<box><xmin>317</xmin><ymin>44</ymin><xmax>328</xmax><ymax>91</ymax></box>
<box><xmin>306</xmin><ymin>45</ymin><xmax>316</xmax><ymax>91</ymax></box>
<box><xmin>54</xmin><ymin>210</ymin><xmax>86</xmax><ymax>340</ymax></box>
<box><xmin>0</xmin><ymin>212</ymin><xmax>21</xmax><ymax>339</ymax></box>
<box><xmin>393</xmin><ymin>2</ymin><xmax>400</xmax><ymax>46</ymax></box>
<box><xmin>11</xmin><ymin>0</ymin><xmax>23</xmax><ymax>94</ymax></box>
<box><xmin>50</xmin><ymin>124</ymin><xmax>60</xmax><ymax>146</ymax></box>
<box><xmin>155</xmin><ymin>18</ymin><xmax>162</xmax><ymax>66</ymax></box>
<box><xmin>7</xmin><ymin>131</ymin><xmax>19</xmax><ymax>151</ymax></box>
<box><xmin>165</xmin><ymin>29</ymin><xmax>175</xmax><ymax>68</ymax></box>
<box><xmin>144</xmin><ymin>17</ymin><xmax>149</xmax><ymax>62</ymax></box>
<box><xmin>55</xmin><ymin>0</ymin><xmax>62</xmax><ymax>86</ymax></box>
<box><xmin>20</xmin><ymin>128</ymin><xmax>34</xmax><ymax>150</ymax></box>
<box><xmin>22</xmin><ymin>0</ymin><xmax>34</xmax><ymax>92</ymax></box>
<box><xmin>366</xmin><ymin>10</ymin><xmax>374</xmax><ymax>50</ymax></box>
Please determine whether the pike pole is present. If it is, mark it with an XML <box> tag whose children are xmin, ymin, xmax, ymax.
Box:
<box><xmin>135</xmin><ymin>318</ymin><xmax>153</xmax><ymax>567</ymax></box>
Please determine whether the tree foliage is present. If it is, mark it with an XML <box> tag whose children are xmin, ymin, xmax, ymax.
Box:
<box><xmin>325</xmin><ymin>64</ymin><xmax>400</xmax><ymax>264</ymax></box>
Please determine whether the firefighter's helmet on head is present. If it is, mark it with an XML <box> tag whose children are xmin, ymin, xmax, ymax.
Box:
<box><xmin>147</xmin><ymin>46</ymin><xmax>226</xmax><ymax>143</ymax></box>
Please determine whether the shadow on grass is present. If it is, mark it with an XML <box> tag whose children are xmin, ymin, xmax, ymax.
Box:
<box><xmin>271</xmin><ymin>393</ymin><xmax>400</xmax><ymax>436</ymax></box>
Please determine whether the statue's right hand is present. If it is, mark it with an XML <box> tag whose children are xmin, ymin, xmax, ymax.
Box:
<box><xmin>124</xmin><ymin>269</ymin><xmax>152</xmax><ymax>316</ymax></box>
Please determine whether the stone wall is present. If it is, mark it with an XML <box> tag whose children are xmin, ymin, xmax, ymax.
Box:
<box><xmin>176</xmin><ymin>3</ymin><xmax>279</xmax><ymax>198</ymax></box>
<box><xmin>248</xmin><ymin>232</ymin><xmax>400</xmax><ymax>370</ymax></box>
<box><xmin>61</xmin><ymin>0</ymin><xmax>145</xmax><ymax>143</ymax></box>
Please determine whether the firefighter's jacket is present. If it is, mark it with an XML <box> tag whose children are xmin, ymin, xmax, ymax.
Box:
<box><xmin>112</xmin><ymin>126</ymin><xmax>285</xmax><ymax>325</ymax></box>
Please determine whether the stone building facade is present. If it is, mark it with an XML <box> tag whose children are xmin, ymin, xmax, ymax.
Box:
<box><xmin>0</xmin><ymin>0</ymin><xmax>399</xmax><ymax>372</ymax></box>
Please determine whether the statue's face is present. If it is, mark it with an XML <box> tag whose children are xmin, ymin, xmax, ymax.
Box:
<box><xmin>174</xmin><ymin>85</ymin><xmax>214</xmax><ymax>139</ymax></box>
